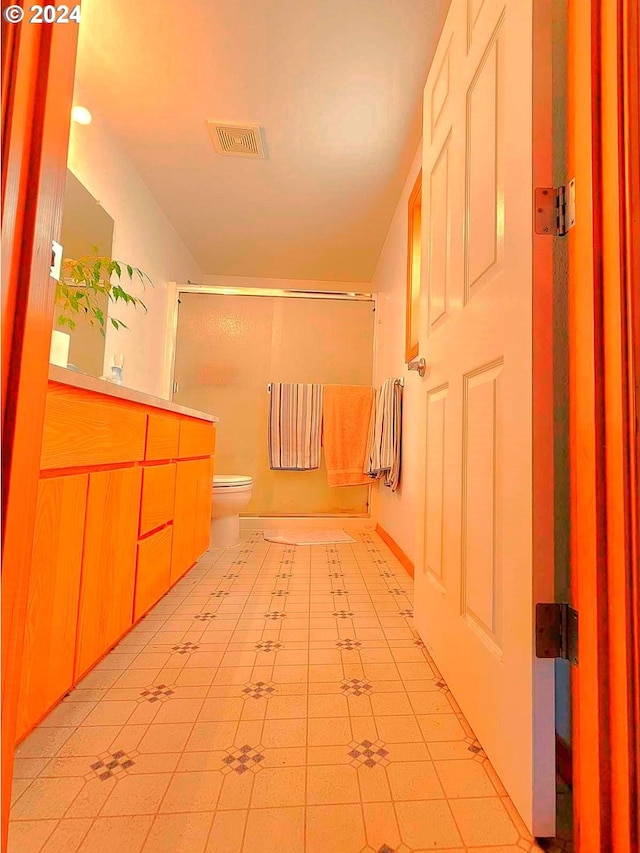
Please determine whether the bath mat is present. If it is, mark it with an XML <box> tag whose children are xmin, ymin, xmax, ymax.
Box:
<box><xmin>262</xmin><ymin>529</ymin><xmax>356</xmax><ymax>545</ymax></box>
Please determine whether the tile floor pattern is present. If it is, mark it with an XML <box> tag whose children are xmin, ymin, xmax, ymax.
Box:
<box><xmin>10</xmin><ymin>530</ymin><xmax>573</xmax><ymax>853</ymax></box>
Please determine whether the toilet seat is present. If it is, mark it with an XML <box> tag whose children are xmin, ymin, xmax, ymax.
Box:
<box><xmin>213</xmin><ymin>475</ymin><xmax>253</xmax><ymax>489</ymax></box>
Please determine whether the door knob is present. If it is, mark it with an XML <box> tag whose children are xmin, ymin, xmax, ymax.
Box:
<box><xmin>407</xmin><ymin>357</ymin><xmax>428</xmax><ymax>378</ymax></box>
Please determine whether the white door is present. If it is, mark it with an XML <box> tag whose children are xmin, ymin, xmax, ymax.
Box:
<box><xmin>414</xmin><ymin>0</ymin><xmax>556</xmax><ymax>836</ymax></box>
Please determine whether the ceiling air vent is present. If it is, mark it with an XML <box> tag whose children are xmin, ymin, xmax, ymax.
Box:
<box><xmin>207</xmin><ymin>122</ymin><xmax>266</xmax><ymax>159</ymax></box>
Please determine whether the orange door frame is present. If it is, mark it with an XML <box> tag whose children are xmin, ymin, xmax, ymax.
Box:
<box><xmin>1</xmin><ymin>6</ymin><xmax>79</xmax><ymax>851</ymax></box>
<box><xmin>1</xmin><ymin>2</ymin><xmax>638</xmax><ymax>852</ymax></box>
<box><xmin>568</xmin><ymin>0</ymin><xmax>639</xmax><ymax>850</ymax></box>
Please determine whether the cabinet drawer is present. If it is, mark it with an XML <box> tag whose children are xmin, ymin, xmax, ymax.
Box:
<box><xmin>146</xmin><ymin>413</ymin><xmax>180</xmax><ymax>461</ymax></box>
<box><xmin>42</xmin><ymin>385</ymin><xmax>146</xmax><ymax>470</ymax></box>
<box><xmin>178</xmin><ymin>419</ymin><xmax>216</xmax><ymax>458</ymax></box>
<box><xmin>135</xmin><ymin>525</ymin><xmax>172</xmax><ymax>621</ymax></box>
<box><xmin>140</xmin><ymin>464</ymin><xmax>176</xmax><ymax>536</ymax></box>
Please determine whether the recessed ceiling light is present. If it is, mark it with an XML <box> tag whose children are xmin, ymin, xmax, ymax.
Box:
<box><xmin>71</xmin><ymin>106</ymin><xmax>92</xmax><ymax>125</ymax></box>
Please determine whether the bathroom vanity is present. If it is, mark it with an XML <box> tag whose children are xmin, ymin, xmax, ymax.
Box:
<box><xmin>16</xmin><ymin>367</ymin><xmax>218</xmax><ymax>742</ymax></box>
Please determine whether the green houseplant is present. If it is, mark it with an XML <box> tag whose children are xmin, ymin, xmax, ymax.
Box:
<box><xmin>54</xmin><ymin>251</ymin><xmax>152</xmax><ymax>334</ymax></box>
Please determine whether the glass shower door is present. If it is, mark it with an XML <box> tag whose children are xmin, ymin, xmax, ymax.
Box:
<box><xmin>172</xmin><ymin>291</ymin><xmax>375</xmax><ymax>515</ymax></box>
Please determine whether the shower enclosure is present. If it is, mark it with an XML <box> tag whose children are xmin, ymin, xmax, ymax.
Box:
<box><xmin>171</xmin><ymin>288</ymin><xmax>375</xmax><ymax>516</ymax></box>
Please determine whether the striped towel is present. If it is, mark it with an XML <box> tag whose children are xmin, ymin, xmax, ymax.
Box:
<box><xmin>365</xmin><ymin>378</ymin><xmax>403</xmax><ymax>491</ymax></box>
<box><xmin>268</xmin><ymin>383</ymin><xmax>323</xmax><ymax>470</ymax></box>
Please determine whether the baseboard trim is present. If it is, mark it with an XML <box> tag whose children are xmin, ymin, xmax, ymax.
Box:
<box><xmin>556</xmin><ymin>733</ymin><xmax>573</xmax><ymax>787</ymax></box>
<box><xmin>375</xmin><ymin>523</ymin><xmax>415</xmax><ymax>578</ymax></box>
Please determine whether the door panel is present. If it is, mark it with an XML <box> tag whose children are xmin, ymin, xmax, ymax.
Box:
<box><xmin>461</xmin><ymin>362</ymin><xmax>503</xmax><ymax>647</ymax></box>
<box><xmin>415</xmin><ymin>0</ymin><xmax>555</xmax><ymax>835</ymax></box>
<box><xmin>427</xmin><ymin>136</ymin><xmax>451</xmax><ymax>331</ymax></box>
<box><xmin>465</xmin><ymin>27</ymin><xmax>503</xmax><ymax>297</ymax></box>
<box><xmin>430</xmin><ymin>40</ymin><xmax>451</xmax><ymax>137</ymax></box>
<box><xmin>424</xmin><ymin>385</ymin><xmax>448</xmax><ymax>583</ymax></box>
<box><xmin>75</xmin><ymin>467</ymin><xmax>142</xmax><ymax>678</ymax></box>
<box><xmin>17</xmin><ymin>475</ymin><xmax>87</xmax><ymax>740</ymax></box>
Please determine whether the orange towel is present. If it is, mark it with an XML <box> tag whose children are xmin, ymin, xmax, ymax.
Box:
<box><xmin>323</xmin><ymin>385</ymin><xmax>374</xmax><ymax>487</ymax></box>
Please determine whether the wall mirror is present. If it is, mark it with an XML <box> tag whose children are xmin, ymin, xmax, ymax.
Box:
<box><xmin>54</xmin><ymin>169</ymin><xmax>114</xmax><ymax>378</ymax></box>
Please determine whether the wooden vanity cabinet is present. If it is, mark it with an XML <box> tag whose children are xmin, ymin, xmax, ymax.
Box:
<box><xmin>15</xmin><ymin>379</ymin><xmax>216</xmax><ymax>744</ymax></box>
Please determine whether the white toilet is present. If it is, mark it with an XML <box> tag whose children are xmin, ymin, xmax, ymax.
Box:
<box><xmin>211</xmin><ymin>475</ymin><xmax>253</xmax><ymax>548</ymax></box>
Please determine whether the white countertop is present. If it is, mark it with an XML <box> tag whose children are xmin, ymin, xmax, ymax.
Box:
<box><xmin>48</xmin><ymin>366</ymin><xmax>219</xmax><ymax>423</ymax></box>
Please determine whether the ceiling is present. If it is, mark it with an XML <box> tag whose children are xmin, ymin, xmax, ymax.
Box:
<box><xmin>74</xmin><ymin>0</ymin><xmax>447</xmax><ymax>282</ymax></box>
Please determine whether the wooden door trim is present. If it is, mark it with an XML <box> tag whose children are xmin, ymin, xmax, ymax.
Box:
<box><xmin>568</xmin><ymin>3</ymin><xmax>608</xmax><ymax>847</ymax></box>
<box><xmin>0</xmin><ymin>13</ymin><xmax>79</xmax><ymax>852</ymax></box>
<box><xmin>620</xmin><ymin>0</ymin><xmax>640</xmax><ymax>840</ymax></box>
<box><xmin>622</xmin><ymin>0</ymin><xmax>640</xmax><ymax>832</ymax></box>
<box><xmin>568</xmin><ymin>0</ymin><xmax>640</xmax><ymax>848</ymax></box>
<box><xmin>601</xmin><ymin>2</ymin><xmax>639</xmax><ymax>849</ymax></box>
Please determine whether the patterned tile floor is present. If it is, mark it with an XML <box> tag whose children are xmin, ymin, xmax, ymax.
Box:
<box><xmin>10</xmin><ymin>529</ymin><xmax>573</xmax><ymax>853</ymax></box>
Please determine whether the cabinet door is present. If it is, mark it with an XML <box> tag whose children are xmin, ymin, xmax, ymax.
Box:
<box><xmin>171</xmin><ymin>458</ymin><xmax>213</xmax><ymax>583</ymax></box>
<box><xmin>75</xmin><ymin>467</ymin><xmax>142</xmax><ymax>679</ymax></box>
<box><xmin>194</xmin><ymin>457</ymin><xmax>214</xmax><ymax>558</ymax></box>
<box><xmin>17</xmin><ymin>474</ymin><xmax>88</xmax><ymax>740</ymax></box>
<box><xmin>134</xmin><ymin>526</ymin><xmax>173</xmax><ymax>621</ymax></box>
<box><xmin>171</xmin><ymin>460</ymin><xmax>199</xmax><ymax>584</ymax></box>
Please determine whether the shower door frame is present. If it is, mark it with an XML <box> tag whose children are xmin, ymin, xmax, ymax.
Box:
<box><xmin>164</xmin><ymin>282</ymin><xmax>380</xmax><ymax>519</ymax></box>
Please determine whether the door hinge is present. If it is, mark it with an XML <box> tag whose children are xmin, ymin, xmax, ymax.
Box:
<box><xmin>534</xmin><ymin>179</ymin><xmax>575</xmax><ymax>236</ymax></box>
<box><xmin>535</xmin><ymin>603</ymin><xmax>578</xmax><ymax>665</ymax></box>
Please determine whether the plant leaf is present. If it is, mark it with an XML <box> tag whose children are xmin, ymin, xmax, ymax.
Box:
<box><xmin>55</xmin><ymin>253</ymin><xmax>153</xmax><ymax>332</ymax></box>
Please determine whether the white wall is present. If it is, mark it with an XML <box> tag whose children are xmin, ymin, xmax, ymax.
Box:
<box><xmin>67</xmin><ymin>102</ymin><xmax>204</xmax><ymax>397</ymax></box>
<box><xmin>371</xmin><ymin>143</ymin><xmax>423</xmax><ymax>561</ymax></box>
